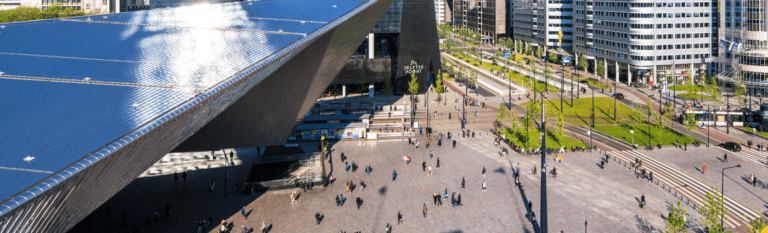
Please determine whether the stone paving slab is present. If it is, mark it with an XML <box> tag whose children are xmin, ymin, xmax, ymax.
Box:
<box><xmin>72</xmin><ymin>128</ymin><xmax>720</xmax><ymax>233</ymax></box>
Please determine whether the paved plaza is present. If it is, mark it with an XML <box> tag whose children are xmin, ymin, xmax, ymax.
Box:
<box><xmin>72</xmin><ymin>128</ymin><xmax>730</xmax><ymax>232</ymax></box>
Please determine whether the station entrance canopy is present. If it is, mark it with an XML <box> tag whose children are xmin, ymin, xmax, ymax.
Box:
<box><xmin>0</xmin><ymin>0</ymin><xmax>393</xmax><ymax>231</ymax></box>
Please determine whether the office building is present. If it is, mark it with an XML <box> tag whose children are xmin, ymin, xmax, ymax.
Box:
<box><xmin>571</xmin><ymin>0</ymin><xmax>717</xmax><ymax>85</ymax></box>
<box><xmin>435</xmin><ymin>0</ymin><xmax>451</xmax><ymax>24</ymax></box>
<box><xmin>512</xmin><ymin>0</ymin><xmax>574</xmax><ymax>55</ymax></box>
<box><xmin>715</xmin><ymin>0</ymin><xmax>768</xmax><ymax>96</ymax></box>
<box><xmin>452</xmin><ymin>0</ymin><xmax>506</xmax><ymax>43</ymax></box>
<box><xmin>514</xmin><ymin>0</ymin><xmax>717</xmax><ymax>85</ymax></box>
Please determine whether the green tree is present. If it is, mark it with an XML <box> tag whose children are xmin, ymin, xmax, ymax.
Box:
<box><xmin>709</xmin><ymin>79</ymin><xmax>721</xmax><ymax>105</ymax></box>
<box><xmin>556</xmin><ymin>110</ymin><xmax>565</xmax><ymax>145</ymax></box>
<box><xmin>383</xmin><ymin>71</ymin><xmax>393</xmax><ymax>102</ymax></box>
<box><xmin>536</xmin><ymin>46</ymin><xmax>545</xmax><ymax>59</ymax></box>
<box><xmin>548</xmin><ymin>52</ymin><xmax>559</xmax><ymax>65</ymax></box>
<box><xmin>497</xmin><ymin>103</ymin><xmax>508</xmax><ymax>127</ymax></box>
<box><xmin>435</xmin><ymin>70</ymin><xmax>444</xmax><ymax>101</ymax></box>
<box><xmin>509</xmin><ymin>109</ymin><xmax>520</xmax><ymax>130</ymax></box>
<box><xmin>524</xmin><ymin>101</ymin><xmax>540</xmax><ymax>150</ymax></box>
<box><xmin>358</xmin><ymin>70</ymin><xmax>367</xmax><ymax>96</ymax></box>
<box><xmin>468</xmin><ymin>70</ymin><xmax>478</xmax><ymax>94</ymax></box>
<box><xmin>665</xmin><ymin>201</ymin><xmax>689</xmax><ymax>233</ymax></box>
<box><xmin>629</xmin><ymin>103</ymin><xmax>647</xmax><ymax>123</ymax></box>
<box><xmin>684</xmin><ymin>112</ymin><xmax>699</xmax><ymax>133</ymax></box>
<box><xmin>577</xmin><ymin>53</ymin><xmax>588</xmax><ymax>72</ymax></box>
<box><xmin>494</xmin><ymin>50</ymin><xmax>503</xmax><ymax>65</ymax></box>
<box><xmin>745</xmin><ymin>216</ymin><xmax>768</xmax><ymax>233</ymax></box>
<box><xmin>408</xmin><ymin>72</ymin><xmax>419</xmax><ymax>98</ymax></box>
<box><xmin>735</xmin><ymin>71</ymin><xmax>745</xmax><ymax>108</ymax></box>
<box><xmin>525</xmin><ymin>44</ymin><xmax>533</xmax><ymax>56</ymax></box>
<box><xmin>596</xmin><ymin>59</ymin><xmax>606</xmax><ymax>78</ymax></box>
<box><xmin>685</xmin><ymin>70</ymin><xmax>694</xmax><ymax>85</ymax></box>
<box><xmin>699</xmin><ymin>186</ymin><xmax>729</xmax><ymax>233</ymax></box>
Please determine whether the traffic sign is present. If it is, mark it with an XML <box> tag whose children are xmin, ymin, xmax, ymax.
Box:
<box><xmin>504</xmin><ymin>53</ymin><xmax>511</xmax><ymax>58</ymax></box>
<box><xmin>562</xmin><ymin>57</ymin><xmax>572</xmax><ymax>64</ymax></box>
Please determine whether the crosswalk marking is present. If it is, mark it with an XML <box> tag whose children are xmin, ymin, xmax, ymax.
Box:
<box><xmin>729</xmin><ymin>148</ymin><xmax>768</xmax><ymax>166</ymax></box>
<box><xmin>485</xmin><ymin>96</ymin><xmax>505</xmax><ymax>105</ymax></box>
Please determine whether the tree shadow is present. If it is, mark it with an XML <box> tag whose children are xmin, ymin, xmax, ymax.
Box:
<box><xmin>634</xmin><ymin>214</ymin><xmax>659</xmax><ymax>233</ymax></box>
<box><xmin>379</xmin><ymin>186</ymin><xmax>388</xmax><ymax>196</ymax></box>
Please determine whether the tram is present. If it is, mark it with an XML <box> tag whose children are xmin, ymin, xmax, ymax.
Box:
<box><xmin>682</xmin><ymin>109</ymin><xmax>760</xmax><ymax>127</ymax></box>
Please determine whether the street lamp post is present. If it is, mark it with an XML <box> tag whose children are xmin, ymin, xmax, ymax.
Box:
<box><xmin>561</xmin><ymin>59</ymin><xmax>565</xmax><ymax>113</ymax></box>
<box><xmin>721</xmin><ymin>164</ymin><xmax>741</xmax><ymax>229</ymax></box>
<box><xmin>588</xmin><ymin>129</ymin><xmax>592</xmax><ymax>148</ymax></box>
<box><xmin>708</xmin><ymin>104</ymin><xmax>710</xmax><ymax>147</ymax></box>
<box><xmin>591</xmin><ymin>87</ymin><xmax>595</xmax><ymax>127</ymax></box>
<box><xmin>540</xmin><ymin>96</ymin><xmax>548</xmax><ymax>233</ymax></box>
<box><xmin>614</xmin><ymin>81</ymin><xmax>617</xmax><ymax>120</ymax></box>
<box><xmin>727</xmin><ymin>94</ymin><xmax>730</xmax><ymax>134</ymax></box>
<box><xmin>630</xmin><ymin>130</ymin><xmax>635</xmax><ymax>147</ymax></box>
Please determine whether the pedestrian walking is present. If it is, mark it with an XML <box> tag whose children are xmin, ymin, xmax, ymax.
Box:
<box><xmin>702</xmin><ymin>163</ymin><xmax>706</xmax><ymax>174</ymax></box>
<box><xmin>360</xmin><ymin>180</ymin><xmax>366</xmax><ymax>191</ymax></box>
<box><xmin>528</xmin><ymin>201</ymin><xmax>533</xmax><ymax>213</ymax></box>
<box><xmin>428</xmin><ymin>165</ymin><xmax>432</xmax><ymax>176</ymax></box>
<box><xmin>316</xmin><ymin>212</ymin><xmax>321</xmax><ymax>224</ymax></box>
<box><xmin>416</xmin><ymin>140</ymin><xmax>420</xmax><ymax>148</ymax></box>
<box><xmin>457</xmin><ymin>194</ymin><xmax>462</xmax><ymax>206</ymax></box>
<box><xmin>684</xmin><ymin>142</ymin><xmax>687</xmax><ymax>151</ymax></box>
<box><xmin>392</xmin><ymin>169</ymin><xmax>397</xmax><ymax>181</ymax></box>
<box><xmin>453</xmin><ymin>139</ymin><xmax>456</xmax><ymax>148</ymax></box>
<box><xmin>210</xmin><ymin>180</ymin><xmax>215</xmax><ymax>192</ymax></box>
<box><xmin>649</xmin><ymin>171</ymin><xmax>653</xmax><ymax>182</ymax></box>
<box><xmin>242</xmin><ymin>225</ymin><xmax>247</xmax><ymax>233</ymax></box>
<box><xmin>336</xmin><ymin>195</ymin><xmax>341</xmax><ymax>207</ymax></box>
<box><xmin>366</xmin><ymin>163</ymin><xmax>371</xmax><ymax>174</ymax></box>
<box><xmin>423</xmin><ymin>203</ymin><xmax>428</xmax><ymax>217</ymax></box>
<box><xmin>422</xmin><ymin>160</ymin><xmax>427</xmax><ymax>171</ymax></box>
<box><xmin>429</xmin><ymin>150</ymin><xmax>433</xmax><ymax>159</ymax></box>
<box><xmin>533</xmin><ymin>165</ymin><xmax>537</xmax><ymax>175</ymax></box>
<box><xmin>640</xmin><ymin>193</ymin><xmax>646</xmax><ymax>208</ymax></box>
<box><xmin>482</xmin><ymin>180</ymin><xmax>487</xmax><ymax>192</ymax></box>
<box><xmin>723</xmin><ymin>153</ymin><xmax>728</xmax><ymax>163</ymax></box>
<box><xmin>516</xmin><ymin>163</ymin><xmax>520</xmax><ymax>174</ymax></box>
<box><xmin>262</xmin><ymin>221</ymin><xmax>267</xmax><ymax>233</ymax></box>
<box><xmin>461</xmin><ymin>176</ymin><xmax>466</xmax><ymax>188</ymax></box>
<box><xmin>397</xmin><ymin>212</ymin><xmax>403</xmax><ymax>226</ymax></box>
<box><xmin>436</xmin><ymin>158</ymin><xmax>441</xmax><ymax>168</ymax></box>
<box><xmin>482</xmin><ymin>166</ymin><xmax>486</xmax><ymax>178</ymax></box>
<box><xmin>751</xmin><ymin>173</ymin><xmax>757</xmax><ymax>186</ymax></box>
<box><xmin>182</xmin><ymin>171</ymin><xmax>187</xmax><ymax>183</ymax></box>
<box><xmin>220</xmin><ymin>220</ymin><xmax>227</xmax><ymax>232</ymax></box>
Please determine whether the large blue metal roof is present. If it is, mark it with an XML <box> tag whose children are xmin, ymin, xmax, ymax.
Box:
<box><xmin>0</xmin><ymin>0</ymin><xmax>369</xmax><ymax>214</ymax></box>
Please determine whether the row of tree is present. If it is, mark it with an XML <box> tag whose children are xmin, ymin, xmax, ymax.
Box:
<box><xmin>0</xmin><ymin>5</ymin><xmax>93</xmax><ymax>23</ymax></box>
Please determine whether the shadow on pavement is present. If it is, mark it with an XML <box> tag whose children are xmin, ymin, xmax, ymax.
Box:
<box><xmin>70</xmin><ymin>166</ymin><xmax>267</xmax><ymax>233</ymax></box>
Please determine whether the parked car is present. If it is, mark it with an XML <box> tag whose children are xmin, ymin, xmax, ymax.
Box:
<box><xmin>612</xmin><ymin>93</ymin><xmax>625</xmax><ymax>99</ymax></box>
<box><xmin>720</xmin><ymin>142</ymin><xmax>742</xmax><ymax>152</ymax></box>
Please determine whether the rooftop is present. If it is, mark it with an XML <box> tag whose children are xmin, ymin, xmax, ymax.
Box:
<box><xmin>0</xmin><ymin>0</ymin><xmax>369</xmax><ymax>215</ymax></box>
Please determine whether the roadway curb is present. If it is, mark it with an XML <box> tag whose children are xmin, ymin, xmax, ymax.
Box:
<box><xmin>582</xmin><ymin>125</ymin><xmax>636</xmax><ymax>148</ymax></box>
<box><xmin>734</xmin><ymin>127</ymin><xmax>768</xmax><ymax>142</ymax></box>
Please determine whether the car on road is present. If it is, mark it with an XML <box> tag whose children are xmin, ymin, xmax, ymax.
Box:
<box><xmin>612</xmin><ymin>93</ymin><xmax>625</xmax><ymax>99</ymax></box>
<box><xmin>720</xmin><ymin>142</ymin><xmax>742</xmax><ymax>152</ymax></box>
